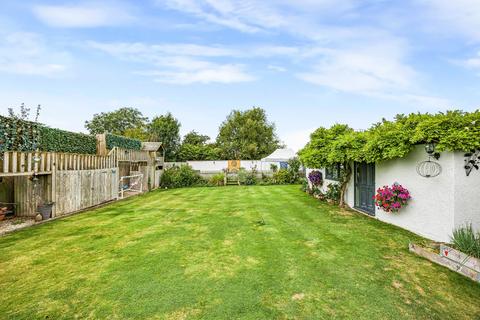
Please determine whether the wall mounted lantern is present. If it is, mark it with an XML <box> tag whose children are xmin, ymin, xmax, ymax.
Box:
<box><xmin>464</xmin><ymin>151</ymin><xmax>480</xmax><ymax>176</ymax></box>
<box><xmin>424</xmin><ymin>142</ymin><xmax>440</xmax><ymax>160</ymax></box>
<box><xmin>416</xmin><ymin>142</ymin><xmax>442</xmax><ymax>178</ymax></box>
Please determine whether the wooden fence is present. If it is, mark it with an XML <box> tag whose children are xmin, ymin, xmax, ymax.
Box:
<box><xmin>0</xmin><ymin>148</ymin><xmax>161</xmax><ymax>218</ymax></box>
<box><xmin>14</xmin><ymin>175</ymin><xmax>52</xmax><ymax>217</ymax></box>
<box><xmin>0</xmin><ymin>151</ymin><xmax>115</xmax><ymax>176</ymax></box>
<box><xmin>54</xmin><ymin>169</ymin><xmax>118</xmax><ymax>216</ymax></box>
<box><xmin>110</xmin><ymin>147</ymin><xmax>151</xmax><ymax>163</ymax></box>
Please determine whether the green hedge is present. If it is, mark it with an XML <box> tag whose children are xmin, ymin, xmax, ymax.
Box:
<box><xmin>1</xmin><ymin>116</ymin><xmax>142</xmax><ymax>154</ymax></box>
<box><xmin>0</xmin><ymin>115</ymin><xmax>40</xmax><ymax>152</ymax></box>
<box><xmin>106</xmin><ymin>133</ymin><xmax>142</xmax><ymax>150</ymax></box>
<box><xmin>38</xmin><ymin>126</ymin><xmax>97</xmax><ymax>154</ymax></box>
<box><xmin>0</xmin><ymin>115</ymin><xmax>97</xmax><ymax>154</ymax></box>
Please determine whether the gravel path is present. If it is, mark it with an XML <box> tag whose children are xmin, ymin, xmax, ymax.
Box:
<box><xmin>0</xmin><ymin>218</ymin><xmax>35</xmax><ymax>235</ymax></box>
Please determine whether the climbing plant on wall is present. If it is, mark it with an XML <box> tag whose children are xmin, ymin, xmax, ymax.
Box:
<box><xmin>299</xmin><ymin>110</ymin><xmax>480</xmax><ymax>206</ymax></box>
<box><xmin>1</xmin><ymin>104</ymin><xmax>97</xmax><ymax>154</ymax></box>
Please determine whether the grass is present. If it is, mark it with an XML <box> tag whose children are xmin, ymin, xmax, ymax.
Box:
<box><xmin>0</xmin><ymin>185</ymin><xmax>479</xmax><ymax>319</ymax></box>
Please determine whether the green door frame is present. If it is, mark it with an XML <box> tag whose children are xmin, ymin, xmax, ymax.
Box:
<box><xmin>354</xmin><ymin>162</ymin><xmax>376</xmax><ymax>216</ymax></box>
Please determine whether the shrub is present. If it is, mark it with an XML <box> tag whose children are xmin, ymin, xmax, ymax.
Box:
<box><xmin>301</xmin><ymin>178</ymin><xmax>309</xmax><ymax>192</ymax></box>
<box><xmin>452</xmin><ymin>224</ymin><xmax>480</xmax><ymax>259</ymax></box>
<box><xmin>287</xmin><ymin>157</ymin><xmax>302</xmax><ymax>182</ymax></box>
<box><xmin>374</xmin><ymin>183</ymin><xmax>411</xmax><ymax>213</ymax></box>
<box><xmin>106</xmin><ymin>133</ymin><xmax>142</xmax><ymax>151</ymax></box>
<box><xmin>325</xmin><ymin>183</ymin><xmax>340</xmax><ymax>203</ymax></box>
<box><xmin>273</xmin><ymin>169</ymin><xmax>293</xmax><ymax>184</ymax></box>
<box><xmin>245</xmin><ymin>166</ymin><xmax>258</xmax><ymax>185</ymax></box>
<box><xmin>210</xmin><ymin>173</ymin><xmax>225</xmax><ymax>186</ymax></box>
<box><xmin>160</xmin><ymin>165</ymin><xmax>203</xmax><ymax>188</ymax></box>
<box><xmin>270</xmin><ymin>164</ymin><xmax>278</xmax><ymax>172</ymax></box>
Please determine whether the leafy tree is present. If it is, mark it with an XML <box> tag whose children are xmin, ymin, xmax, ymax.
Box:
<box><xmin>148</xmin><ymin>112</ymin><xmax>181</xmax><ymax>161</ymax></box>
<box><xmin>216</xmin><ymin>107</ymin><xmax>281</xmax><ymax>160</ymax></box>
<box><xmin>299</xmin><ymin>124</ymin><xmax>357</xmax><ymax>207</ymax></box>
<box><xmin>178</xmin><ymin>131</ymin><xmax>221</xmax><ymax>161</ymax></box>
<box><xmin>183</xmin><ymin>131</ymin><xmax>210</xmax><ymax>146</ymax></box>
<box><xmin>85</xmin><ymin>107</ymin><xmax>148</xmax><ymax>136</ymax></box>
<box><xmin>123</xmin><ymin>127</ymin><xmax>149</xmax><ymax>141</ymax></box>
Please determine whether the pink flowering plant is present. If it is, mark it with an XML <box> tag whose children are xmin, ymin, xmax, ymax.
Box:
<box><xmin>374</xmin><ymin>183</ymin><xmax>411</xmax><ymax>213</ymax></box>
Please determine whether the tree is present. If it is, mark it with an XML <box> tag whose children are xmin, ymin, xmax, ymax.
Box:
<box><xmin>299</xmin><ymin>124</ymin><xmax>360</xmax><ymax>207</ymax></box>
<box><xmin>216</xmin><ymin>107</ymin><xmax>281</xmax><ymax>160</ymax></box>
<box><xmin>85</xmin><ymin>107</ymin><xmax>148</xmax><ymax>135</ymax></box>
<box><xmin>148</xmin><ymin>112</ymin><xmax>181</xmax><ymax>161</ymax></box>
<box><xmin>178</xmin><ymin>131</ymin><xmax>220</xmax><ymax>161</ymax></box>
<box><xmin>183</xmin><ymin>131</ymin><xmax>210</xmax><ymax>146</ymax></box>
<box><xmin>123</xmin><ymin>127</ymin><xmax>149</xmax><ymax>141</ymax></box>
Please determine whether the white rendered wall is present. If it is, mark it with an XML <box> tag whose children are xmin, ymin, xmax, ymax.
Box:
<box><xmin>374</xmin><ymin>145</ymin><xmax>455</xmax><ymax>242</ymax></box>
<box><xmin>306</xmin><ymin>146</ymin><xmax>465</xmax><ymax>242</ymax></box>
<box><xmin>453</xmin><ymin>151</ymin><xmax>480</xmax><ymax>233</ymax></box>
<box><xmin>165</xmin><ymin>160</ymin><xmax>286</xmax><ymax>173</ymax></box>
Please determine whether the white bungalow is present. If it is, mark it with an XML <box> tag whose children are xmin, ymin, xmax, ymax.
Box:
<box><xmin>307</xmin><ymin>144</ymin><xmax>480</xmax><ymax>242</ymax></box>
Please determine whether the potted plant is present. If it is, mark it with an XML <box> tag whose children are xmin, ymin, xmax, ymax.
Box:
<box><xmin>37</xmin><ymin>202</ymin><xmax>55</xmax><ymax>220</ymax></box>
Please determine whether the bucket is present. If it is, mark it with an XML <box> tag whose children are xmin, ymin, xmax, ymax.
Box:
<box><xmin>38</xmin><ymin>203</ymin><xmax>54</xmax><ymax>220</ymax></box>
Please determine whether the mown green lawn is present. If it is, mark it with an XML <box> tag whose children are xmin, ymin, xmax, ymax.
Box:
<box><xmin>0</xmin><ymin>185</ymin><xmax>479</xmax><ymax>319</ymax></box>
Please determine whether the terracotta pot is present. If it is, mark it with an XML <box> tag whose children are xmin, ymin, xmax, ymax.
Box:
<box><xmin>0</xmin><ymin>213</ymin><xmax>5</xmax><ymax>221</ymax></box>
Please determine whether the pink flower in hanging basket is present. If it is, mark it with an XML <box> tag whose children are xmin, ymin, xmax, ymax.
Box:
<box><xmin>374</xmin><ymin>183</ymin><xmax>411</xmax><ymax>213</ymax></box>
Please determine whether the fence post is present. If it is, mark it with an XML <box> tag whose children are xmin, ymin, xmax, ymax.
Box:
<box><xmin>51</xmin><ymin>153</ymin><xmax>57</xmax><ymax>218</ymax></box>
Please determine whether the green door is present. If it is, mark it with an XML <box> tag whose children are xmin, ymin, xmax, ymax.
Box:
<box><xmin>354</xmin><ymin>162</ymin><xmax>375</xmax><ymax>215</ymax></box>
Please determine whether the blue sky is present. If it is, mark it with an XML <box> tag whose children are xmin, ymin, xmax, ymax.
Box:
<box><xmin>0</xmin><ymin>0</ymin><xmax>479</xmax><ymax>150</ymax></box>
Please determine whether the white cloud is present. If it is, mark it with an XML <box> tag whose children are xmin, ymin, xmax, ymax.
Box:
<box><xmin>461</xmin><ymin>51</ymin><xmax>480</xmax><ymax>71</ymax></box>
<box><xmin>33</xmin><ymin>3</ymin><xmax>135</xmax><ymax>28</ymax></box>
<box><xmin>87</xmin><ymin>41</ymin><xmax>237</xmax><ymax>59</ymax></box>
<box><xmin>297</xmin><ymin>42</ymin><xmax>416</xmax><ymax>95</ymax></box>
<box><xmin>268</xmin><ymin>65</ymin><xmax>287</xmax><ymax>72</ymax></box>
<box><xmin>135</xmin><ymin>63</ymin><xmax>254</xmax><ymax>84</ymax></box>
<box><xmin>161</xmin><ymin>0</ymin><xmax>287</xmax><ymax>33</ymax></box>
<box><xmin>417</xmin><ymin>0</ymin><xmax>480</xmax><ymax>42</ymax></box>
<box><xmin>89</xmin><ymin>41</ymin><xmax>254</xmax><ymax>84</ymax></box>
<box><xmin>0</xmin><ymin>32</ymin><xmax>70</xmax><ymax>77</ymax></box>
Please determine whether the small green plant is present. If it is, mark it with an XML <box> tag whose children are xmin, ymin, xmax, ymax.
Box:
<box><xmin>245</xmin><ymin>166</ymin><xmax>258</xmax><ymax>185</ymax></box>
<box><xmin>325</xmin><ymin>183</ymin><xmax>340</xmax><ymax>203</ymax></box>
<box><xmin>209</xmin><ymin>173</ymin><xmax>225</xmax><ymax>186</ymax></box>
<box><xmin>273</xmin><ymin>169</ymin><xmax>292</xmax><ymax>184</ymax></box>
<box><xmin>452</xmin><ymin>224</ymin><xmax>480</xmax><ymax>259</ymax></box>
<box><xmin>287</xmin><ymin>157</ymin><xmax>301</xmax><ymax>183</ymax></box>
<box><xmin>270</xmin><ymin>164</ymin><xmax>278</xmax><ymax>173</ymax></box>
<box><xmin>160</xmin><ymin>165</ymin><xmax>204</xmax><ymax>188</ymax></box>
<box><xmin>300</xmin><ymin>178</ymin><xmax>309</xmax><ymax>192</ymax></box>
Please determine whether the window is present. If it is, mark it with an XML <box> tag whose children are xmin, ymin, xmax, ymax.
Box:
<box><xmin>325</xmin><ymin>164</ymin><xmax>341</xmax><ymax>181</ymax></box>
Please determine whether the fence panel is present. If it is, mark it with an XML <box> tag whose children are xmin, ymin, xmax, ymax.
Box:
<box><xmin>54</xmin><ymin>168</ymin><xmax>118</xmax><ymax>217</ymax></box>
